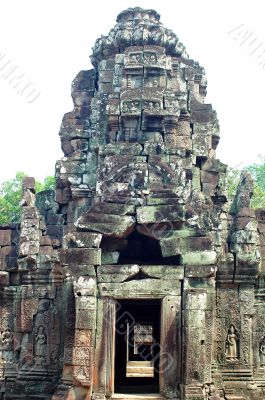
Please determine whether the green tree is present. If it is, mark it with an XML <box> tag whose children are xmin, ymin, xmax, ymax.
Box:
<box><xmin>35</xmin><ymin>175</ymin><xmax>56</xmax><ymax>193</ymax></box>
<box><xmin>227</xmin><ymin>167</ymin><xmax>241</xmax><ymax>199</ymax></box>
<box><xmin>0</xmin><ymin>172</ymin><xmax>55</xmax><ymax>225</ymax></box>
<box><xmin>245</xmin><ymin>156</ymin><xmax>265</xmax><ymax>208</ymax></box>
<box><xmin>246</xmin><ymin>156</ymin><xmax>265</xmax><ymax>189</ymax></box>
<box><xmin>227</xmin><ymin>157</ymin><xmax>265</xmax><ymax>209</ymax></box>
<box><xmin>250</xmin><ymin>184</ymin><xmax>265</xmax><ymax>209</ymax></box>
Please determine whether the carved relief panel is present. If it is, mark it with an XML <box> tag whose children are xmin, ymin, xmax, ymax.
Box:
<box><xmin>215</xmin><ymin>286</ymin><xmax>254</xmax><ymax>369</ymax></box>
<box><xmin>225</xmin><ymin>324</ymin><xmax>239</xmax><ymax>361</ymax></box>
<box><xmin>143</xmin><ymin>47</ymin><xmax>167</xmax><ymax>69</ymax></box>
<box><xmin>259</xmin><ymin>336</ymin><xmax>265</xmax><ymax>366</ymax></box>
<box><xmin>34</xmin><ymin>325</ymin><xmax>47</xmax><ymax>366</ymax></box>
<box><xmin>124</xmin><ymin>50</ymin><xmax>143</xmax><ymax>68</ymax></box>
<box><xmin>143</xmin><ymin>100</ymin><xmax>162</xmax><ymax>114</ymax></box>
<box><xmin>129</xmin><ymin>52</ymin><xmax>143</xmax><ymax>66</ymax></box>
<box><xmin>143</xmin><ymin>52</ymin><xmax>158</xmax><ymax>65</ymax></box>
<box><xmin>252</xmin><ymin>301</ymin><xmax>265</xmax><ymax>374</ymax></box>
<box><xmin>164</xmin><ymin>97</ymin><xmax>180</xmax><ymax>116</ymax></box>
<box><xmin>1</xmin><ymin>328</ymin><xmax>14</xmax><ymax>364</ymax></box>
<box><xmin>143</xmin><ymin>72</ymin><xmax>167</xmax><ymax>89</ymax></box>
<box><xmin>121</xmin><ymin>100</ymin><xmax>141</xmax><ymax>115</ymax></box>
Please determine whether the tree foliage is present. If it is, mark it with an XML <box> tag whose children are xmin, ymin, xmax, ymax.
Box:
<box><xmin>227</xmin><ymin>168</ymin><xmax>241</xmax><ymax>199</ymax></box>
<box><xmin>227</xmin><ymin>157</ymin><xmax>265</xmax><ymax>209</ymax></box>
<box><xmin>0</xmin><ymin>172</ymin><xmax>55</xmax><ymax>225</ymax></box>
<box><xmin>250</xmin><ymin>184</ymin><xmax>265</xmax><ymax>209</ymax></box>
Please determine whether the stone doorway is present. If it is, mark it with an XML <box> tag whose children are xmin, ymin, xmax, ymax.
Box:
<box><xmin>93</xmin><ymin>294</ymin><xmax>181</xmax><ymax>399</ymax></box>
<box><xmin>114</xmin><ymin>300</ymin><xmax>161</xmax><ymax>394</ymax></box>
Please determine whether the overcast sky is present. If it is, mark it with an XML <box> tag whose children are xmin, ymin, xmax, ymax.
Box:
<box><xmin>0</xmin><ymin>0</ymin><xmax>265</xmax><ymax>184</ymax></box>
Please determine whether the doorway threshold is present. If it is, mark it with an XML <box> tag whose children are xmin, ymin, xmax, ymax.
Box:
<box><xmin>112</xmin><ymin>395</ymin><xmax>163</xmax><ymax>400</ymax></box>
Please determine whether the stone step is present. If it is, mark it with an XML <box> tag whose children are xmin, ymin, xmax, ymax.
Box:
<box><xmin>222</xmin><ymin>368</ymin><xmax>253</xmax><ymax>381</ymax></box>
<box><xmin>225</xmin><ymin>396</ymin><xmax>246</xmax><ymax>400</ymax></box>
<box><xmin>112</xmin><ymin>395</ymin><xmax>163</xmax><ymax>400</ymax></box>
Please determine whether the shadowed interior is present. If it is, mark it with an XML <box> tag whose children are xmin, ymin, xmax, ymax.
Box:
<box><xmin>115</xmin><ymin>300</ymin><xmax>161</xmax><ymax>394</ymax></box>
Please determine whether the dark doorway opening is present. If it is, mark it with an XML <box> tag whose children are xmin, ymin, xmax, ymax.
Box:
<box><xmin>116</xmin><ymin>230</ymin><xmax>180</xmax><ymax>265</ymax></box>
<box><xmin>118</xmin><ymin>231</ymin><xmax>162</xmax><ymax>264</ymax></box>
<box><xmin>115</xmin><ymin>299</ymin><xmax>161</xmax><ymax>394</ymax></box>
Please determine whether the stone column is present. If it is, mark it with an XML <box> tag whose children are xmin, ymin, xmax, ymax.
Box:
<box><xmin>160</xmin><ymin>295</ymin><xmax>181</xmax><ymax>399</ymax></box>
<box><xmin>56</xmin><ymin>232</ymin><xmax>101</xmax><ymax>399</ymax></box>
<box><xmin>92</xmin><ymin>298</ymin><xmax>116</xmax><ymax>400</ymax></box>
<box><xmin>73</xmin><ymin>276</ymin><xmax>97</xmax><ymax>398</ymax></box>
<box><xmin>182</xmin><ymin>279</ymin><xmax>215</xmax><ymax>400</ymax></box>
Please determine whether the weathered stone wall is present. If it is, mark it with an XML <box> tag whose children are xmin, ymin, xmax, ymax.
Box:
<box><xmin>0</xmin><ymin>7</ymin><xmax>265</xmax><ymax>400</ymax></box>
<box><xmin>0</xmin><ymin>177</ymin><xmax>64</xmax><ymax>399</ymax></box>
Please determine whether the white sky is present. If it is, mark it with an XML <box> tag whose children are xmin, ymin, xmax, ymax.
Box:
<box><xmin>0</xmin><ymin>0</ymin><xmax>265</xmax><ymax>184</ymax></box>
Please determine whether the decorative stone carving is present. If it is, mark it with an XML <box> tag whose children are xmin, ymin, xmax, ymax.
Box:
<box><xmin>2</xmin><ymin>328</ymin><xmax>14</xmax><ymax>363</ymax></box>
<box><xmin>143</xmin><ymin>100</ymin><xmax>161</xmax><ymax>113</ymax></box>
<box><xmin>122</xmin><ymin>100</ymin><xmax>141</xmax><ymax>114</ymax></box>
<box><xmin>143</xmin><ymin>52</ymin><xmax>157</xmax><ymax>64</ymax></box>
<box><xmin>259</xmin><ymin>336</ymin><xmax>265</xmax><ymax>366</ymax></box>
<box><xmin>225</xmin><ymin>325</ymin><xmax>239</xmax><ymax>361</ymax></box>
<box><xmin>129</xmin><ymin>53</ymin><xmax>142</xmax><ymax>64</ymax></box>
<box><xmin>34</xmin><ymin>325</ymin><xmax>47</xmax><ymax>366</ymax></box>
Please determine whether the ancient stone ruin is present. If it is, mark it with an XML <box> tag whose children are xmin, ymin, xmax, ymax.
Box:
<box><xmin>1</xmin><ymin>7</ymin><xmax>265</xmax><ymax>400</ymax></box>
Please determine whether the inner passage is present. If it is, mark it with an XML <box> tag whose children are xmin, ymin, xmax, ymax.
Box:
<box><xmin>101</xmin><ymin>230</ymin><xmax>181</xmax><ymax>265</ymax></box>
<box><xmin>115</xmin><ymin>300</ymin><xmax>161</xmax><ymax>394</ymax></box>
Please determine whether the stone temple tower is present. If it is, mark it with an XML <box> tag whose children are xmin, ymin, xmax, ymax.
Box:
<box><xmin>1</xmin><ymin>7</ymin><xmax>265</xmax><ymax>400</ymax></box>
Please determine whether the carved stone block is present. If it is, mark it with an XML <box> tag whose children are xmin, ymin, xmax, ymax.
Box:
<box><xmin>20</xmin><ymin>298</ymin><xmax>39</xmax><ymax>332</ymax></box>
<box><xmin>75</xmin><ymin>330</ymin><xmax>93</xmax><ymax>347</ymax></box>
<box><xmin>76</xmin><ymin>310</ymin><xmax>96</xmax><ymax>330</ymax></box>
<box><xmin>0</xmin><ymin>230</ymin><xmax>12</xmax><ymax>246</ymax></box>
<box><xmin>72</xmin><ymin>346</ymin><xmax>91</xmax><ymax>366</ymax></box>
<box><xmin>60</xmin><ymin>248</ymin><xmax>101</xmax><ymax>265</ymax></box>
